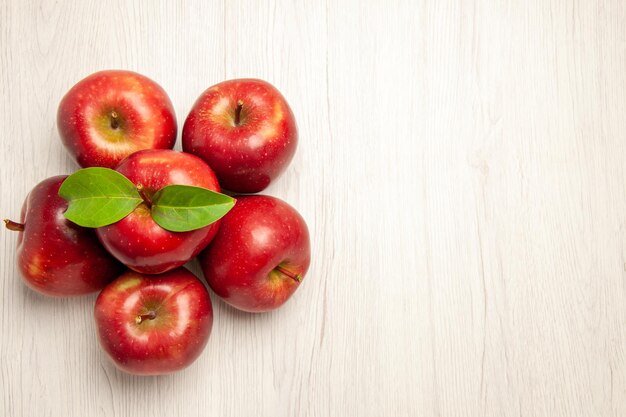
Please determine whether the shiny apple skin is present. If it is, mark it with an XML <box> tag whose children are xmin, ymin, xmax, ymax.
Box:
<box><xmin>57</xmin><ymin>70</ymin><xmax>177</xmax><ymax>169</ymax></box>
<box><xmin>9</xmin><ymin>176</ymin><xmax>123</xmax><ymax>296</ymax></box>
<box><xmin>182</xmin><ymin>79</ymin><xmax>297</xmax><ymax>193</ymax></box>
<box><xmin>96</xmin><ymin>149</ymin><xmax>222</xmax><ymax>274</ymax></box>
<box><xmin>199</xmin><ymin>195</ymin><xmax>310</xmax><ymax>312</ymax></box>
<box><xmin>94</xmin><ymin>268</ymin><xmax>213</xmax><ymax>375</ymax></box>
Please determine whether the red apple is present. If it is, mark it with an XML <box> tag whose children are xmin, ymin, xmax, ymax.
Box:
<box><xmin>96</xmin><ymin>149</ymin><xmax>222</xmax><ymax>274</ymax></box>
<box><xmin>94</xmin><ymin>268</ymin><xmax>212</xmax><ymax>375</ymax></box>
<box><xmin>182</xmin><ymin>79</ymin><xmax>298</xmax><ymax>193</ymax></box>
<box><xmin>4</xmin><ymin>176</ymin><xmax>123</xmax><ymax>296</ymax></box>
<box><xmin>57</xmin><ymin>70</ymin><xmax>177</xmax><ymax>169</ymax></box>
<box><xmin>199</xmin><ymin>195</ymin><xmax>310</xmax><ymax>312</ymax></box>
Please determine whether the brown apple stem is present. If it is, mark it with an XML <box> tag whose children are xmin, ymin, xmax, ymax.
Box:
<box><xmin>135</xmin><ymin>311</ymin><xmax>157</xmax><ymax>324</ymax></box>
<box><xmin>110</xmin><ymin>111</ymin><xmax>120</xmax><ymax>129</ymax></box>
<box><xmin>4</xmin><ymin>219</ymin><xmax>24</xmax><ymax>232</ymax></box>
<box><xmin>275</xmin><ymin>265</ymin><xmax>302</xmax><ymax>283</ymax></box>
<box><xmin>234</xmin><ymin>100</ymin><xmax>244</xmax><ymax>126</ymax></box>
<box><xmin>136</xmin><ymin>185</ymin><xmax>152</xmax><ymax>208</ymax></box>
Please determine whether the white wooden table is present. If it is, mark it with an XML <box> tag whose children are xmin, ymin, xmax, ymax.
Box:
<box><xmin>1</xmin><ymin>1</ymin><xmax>625</xmax><ymax>416</ymax></box>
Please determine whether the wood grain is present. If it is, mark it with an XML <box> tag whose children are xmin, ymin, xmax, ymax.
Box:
<box><xmin>1</xmin><ymin>0</ymin><xmax>625</xmax><ymax>416</ymax></box>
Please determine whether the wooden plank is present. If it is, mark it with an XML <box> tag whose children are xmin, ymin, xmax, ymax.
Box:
<box><xmin>0</xmin><ymin>0</ymin><xmax>624</xmax><ymax>415</ymax></box>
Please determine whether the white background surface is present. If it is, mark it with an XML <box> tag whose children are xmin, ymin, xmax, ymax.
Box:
<box><xmin>1</xmin><ymin>1</ymin><xmax>625</xmax><ymax>416</ymax></box>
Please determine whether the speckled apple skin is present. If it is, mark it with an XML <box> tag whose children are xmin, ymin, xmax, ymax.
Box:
<box><xmin>200</xmin><ymin>195</ymin><xmax>310</xmax><ymax>312</ymax></box>
<box><xmin>57</xmin><ymin>70</ymin><xmax>177</xmax><ymax>169</ymax></box>
<box><xmin>96</xmin><ymin>150</ymin><xmax>222</xmax><ymax>274</ymax></box>
<box><xmin>94</xmin><ymin>268</ymin><xmax>213</xmax><ymax>375</ymax></box>
<box><xmin>182</xmin><ymin>79</ymin><xmax>297</xmax><ymax>193</ymax></box>
<box><xmin>11</xmin><ymin>176</ymin><xmax>123</xmax><ymax>296</ymax></box>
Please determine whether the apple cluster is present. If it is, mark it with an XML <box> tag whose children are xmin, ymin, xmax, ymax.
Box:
<box><xmin>5</xmin><ymin>70</ymin><xmax>311</xmax><ymax>375</ymax></box>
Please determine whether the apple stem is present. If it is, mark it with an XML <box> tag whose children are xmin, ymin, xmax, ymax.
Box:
<box><xmin>275</xmin><ymin>265</ymin><xmax>302</xmax><ymax>283</ymax></box>
<box><xmin>135</xmin><ymin>311</ymin><xmax>157</xmax><ymax>324</ymax></box>
<box><xmin>4</xmin><ymin>219</ymin><xmax>24</xmax><ymax>232</ymax></box>
<box><xmin>234</xmin><ymin>100</ymin><xmax>244</xmax><ymax>126</ymax></box>
<box><xmin>110</xmin><ymin>111</ymin><xmax>120</xmax><ymax>129</ymax></box>
<box><xmin>136</xmin><ymin>185</ymin><xmax>152</xmax><ymax>208</ymax></box>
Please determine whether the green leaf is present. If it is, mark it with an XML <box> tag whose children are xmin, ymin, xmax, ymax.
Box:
<box><xmin>151</xmin><ymin>185</ymin><xmax>236</xmax><ymax>232</ymax></box>
<box><xmin>58</xmin><ymin>168</ymin><xmax>142</xmax><ymax>228</ymax></box>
